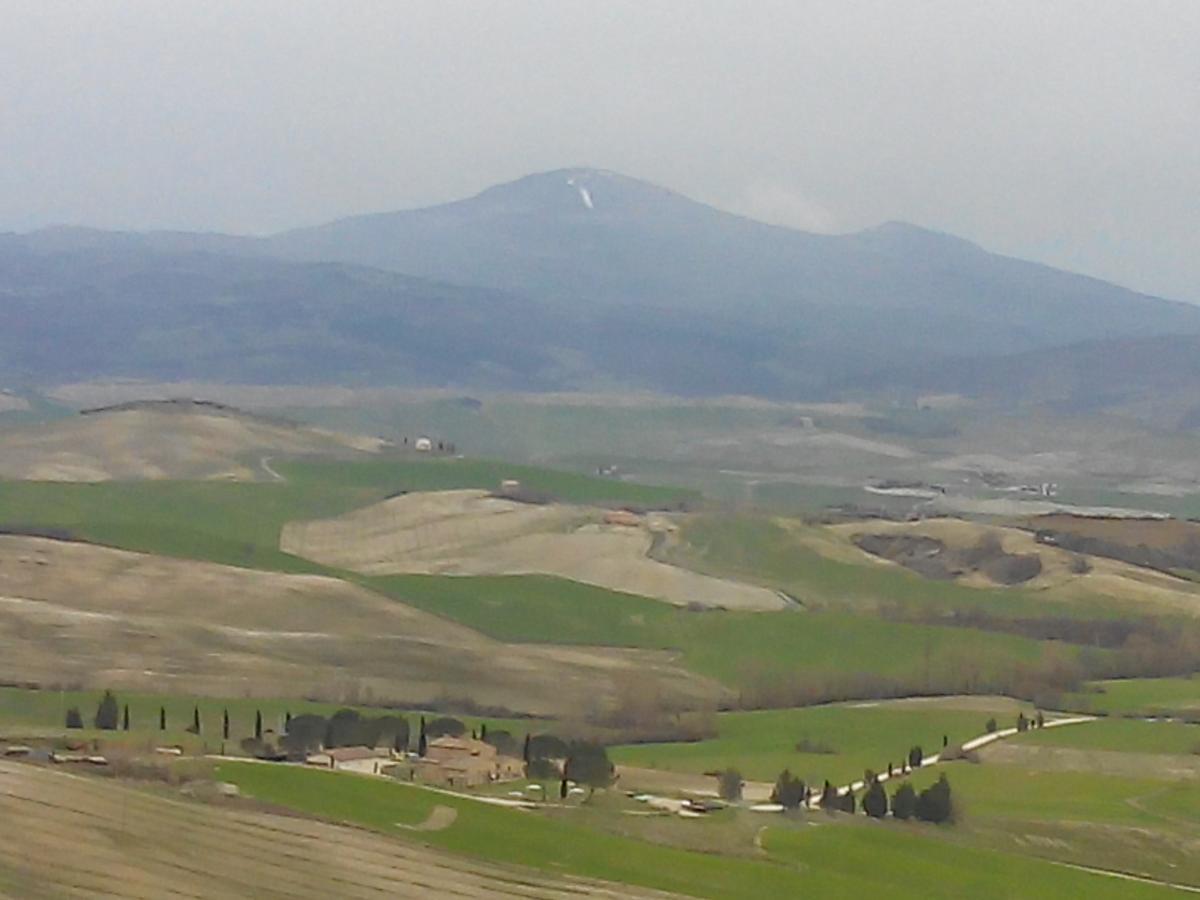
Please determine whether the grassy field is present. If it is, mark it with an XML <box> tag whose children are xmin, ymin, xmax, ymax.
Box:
<box><xmin>611</xmin><ymin>699</ymin><xmax>1032</xmax><ymax>784</ymax></box>
<box><xmin>0</xmin><ymin>686</ymin><xmax>532</xmax><ymax>749</ymax></box>
<box><xmin>1013</xmin><ymin>717</ymin><xmax>1200</xmax><ymax>755</ymax></box>
<box><xmin>0</xmin><ymin>456</ymin><xmax>694</xmax><ymax>573</ymax></box>
<box><xmin>215</xmin><ymin>761</ymin><xmax>1179</xmax><ymax>899</ymax></box>
<box><xmin>670</xmin><ymin>514</ymin><xmax>1127</xmax><ymax>620</ymax></box>
<box><xmin>1064</xmin><ymin>676</ymin><xmax>1200</xmax><ymax>716</ymax></box>
<box><xmin>379</xmin><ymin>573</ymin><xmax>1064</xmax><ymax>695</ymax></box>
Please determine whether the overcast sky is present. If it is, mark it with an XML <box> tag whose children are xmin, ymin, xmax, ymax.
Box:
<box><xmin>2</xmin><ymin>1</ymin><xmax>1197</xmax><ymax>301</ymax></box>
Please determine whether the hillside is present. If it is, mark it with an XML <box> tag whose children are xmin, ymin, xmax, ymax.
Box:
<box><xmin>0</xmin><ymin>399</ymin><xmax>387</xmax><ymax>481</ymax></box>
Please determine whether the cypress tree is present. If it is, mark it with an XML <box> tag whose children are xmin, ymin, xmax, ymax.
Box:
<box><xmin>223</xmin><ymin>709</ymin><xmax>230</xmax><ymax>740</ymax></box>
<box><xmin>159</xmin><ymin>706</ymin><xmax>166</xmax><ymax>730</ymax></box>
<box><xmin>480</xmin><ymin>722</ymin><xmax>488</xmax><ymax>741</ymax></box>
<box><xmin>892</xmin><ymin>782</ymin><xmax>917</xmax><ymax>820</ymax></box>
<box><xmin>523</xmin><ymin>732</ymin><xmax>531</xmax><ymax>762</ymax></box>
<box><xmin>191</xmin><ymin>705</ymin><xmax>201</xmax><ymax>735</ymax></box>
<box><xmin>560</xmin><ymin>777</ymin><xmax>569</xmax><ymax>800</ymax></box>
<box><xmin>65</xmin><ymin>707</ymin><xmax>83</xmax><ymax>729</ymax></box>
<box><xmin>122</xmin><ymin>704</ymin><xmax>130</xmax><ymax>731</ymax></box>
<box><xmin>94</xmin><ymin>690</ymin><xmax>119</xmax><ymax>730</ymax></box>
<box><xmin>255</xmin><ymin>710</ymin><xmax>263</xmax><ymax>739</ymax></box>
<box><xmin>285</xmin><ymin>711</ymin><xmax>292</xmax><ymax>729</ymax></box>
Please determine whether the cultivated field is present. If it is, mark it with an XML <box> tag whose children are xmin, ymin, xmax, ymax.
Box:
<box><xmin>282</xmin><ymin>490</ymin><xmax>784</xmax><ymax>610</ymax></box>
<box><xmin>0</xmin><ymin>535</ymin><xmax>723</xmax><ymax>716</ymax></box>
<box><xmin>611</xmin><ymin>696</ymin><xmax>1036</xmax><ymax>784</ymax></box>
<box><xmin>0</xmin><ymin>401</ymin><xmax>387</xmax><ymax>482</ymax></box>
<box><xmin>0</xmin><ymin>759</ymin><xmax>671</xmax><ymax>899</ymax></box>
<box><xmin>1064</xmin><ymin>676</ymin><xmax>1200</xmax><ymax>715</ymax></box>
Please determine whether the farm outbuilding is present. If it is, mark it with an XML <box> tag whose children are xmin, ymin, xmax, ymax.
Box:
<box><xmin>412</xmin><ymin>736</ymin><xmax>524</xmax><ymax>788</ymax></box>
<box><xmin>414</xmin><ymin>437</ymin><xmax>433</xmax><ymax>452</ymax></box>
<box><xmin>306</xmin><ymin>746</ymin><xmax>393</xmax><ymax>775</ymax></box>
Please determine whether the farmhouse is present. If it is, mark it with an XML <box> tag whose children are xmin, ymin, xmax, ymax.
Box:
<box><xmin>414</xmin><ymin>437</ymin><xmax>434</xmax><ymax>452</ymax></box>
<box><xmin>412</xmin><ymin>736</ymin><xmax>524</xmax><ymax>788</ymax></box>
<box><xmin>305</xmin><ymin>746</ymin><xmax>393</xmax><ymax>775</ymax></box>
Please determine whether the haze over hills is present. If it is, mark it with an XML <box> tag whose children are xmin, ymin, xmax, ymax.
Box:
<box><xmin>4</xmin><ymin>168</ymin><xmax>1199</xmax><ymax>401</ymax></box>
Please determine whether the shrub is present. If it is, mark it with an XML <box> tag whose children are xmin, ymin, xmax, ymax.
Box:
<box><xmin>916</xmin><ymin>773</ymin><xmax>954</xmax><ymax>824</ymax></box>
<box><xmin>985</xmin><ymin>717</ymin><xmax>997</xmax><ymax>734</ymax></box>
<box><xmin>717</xmin><ymin>768</ymin><xmax>743</xmax><ymax>802</ymax></box>
<box><xmin>65</xmin><ymin>707</ymin><xmax>83</xmax><ymax>729</ymax></box>
<box><xmin>907</xmin><ymin>746</ymin><xmax>924</xmax><ymax>769</ymax></box>
<box><xmin>794</xmin><ymin>735</ymin><xmax>836</xmax><ymax>755</ymax></box>
<box><xmin>863</xmin><ymin>780</ymin><xmax>888</xmax><ymax>818</ymax></box>
<box><xmin>771</xmin><ymin>769</ymin><xmax>807</xmax><ymax>809</ymax></box>
<box><xmin>892</xmin><ymin>782</ymin><xmax>917</xmax><ymax>820</ymax></box>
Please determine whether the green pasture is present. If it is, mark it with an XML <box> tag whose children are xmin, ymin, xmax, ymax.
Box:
<box><xmin>1064</xmin><ymin>676</ymin><xmax>1200</xmax><ymax>716</ymax></box>
<box><xmin>1013</xmin><ymin>717</ymin><xmax>1200</xmax><ymax>755</ymax></box>
<box><xmin>215</xmin><ymin>762</ymin><xmax>1178</xmax><ymax>900</ymax></box>
<box><xmin>673</xmin><ymin>514</ymin><xmax>1128</xmax><ymax>620</ymax></box>
<box><xmin>380</xmin><ymin>573</ymin><xmax>1065</xmax><ymax>694</ymax></box>
<box><xmin>611</xmin><ymin>700</ymin><xmax>1031</xmax><ymax>784</ymax></box>
<box><xmin>0</xmin><ymin>456</ymin><xmax>693</xmax><ymax>572</ymax></box>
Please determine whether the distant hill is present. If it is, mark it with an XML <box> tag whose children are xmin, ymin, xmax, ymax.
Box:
<box><xmin>5</xmin><ymin>167</ymin><xmax>1200</xmax><ymax>399</ymax></box>
<box><xmin>850</xmin><ymin>333</ymin><xmax>1200</xmax><ymax>429</ymax></box>
<box><xmin>0</xmin><ymin>399</ymin><xmax>387</xmax><ymax>481</ymax></box>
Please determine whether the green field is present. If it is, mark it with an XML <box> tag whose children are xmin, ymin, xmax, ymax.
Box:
<box><xmin>1064</xmin><ymin>676</ymin><xmax>1200</xmax><ymax>716</ymax></box>
<box><xmin>672</xmin><ymin>514</ymin><xmax>1130</xmax><ymax>620</ymax></box>
<box><xmin>215</xmin><ymin>761</ymin><xmax>1177</xmax><ymax>899</ymax></box>
<box><xmin>380</xmin><ymin>573</ymin><xmax>1065</xmax><ymax>696</ymax></box>
<box><xmin>611</xmin><ymin>700</ymin><xmax>1032</xmax><ymax>784</ymax></box>
<box><xmin>1013</xmin><ymin>717</ymin><xmax>1200</xmax><ymax>755</ymax></box>
<box><xmin>0</xmin><ymin>456</ymin><xmax>694</xmax><ymax>573</ymax></box>
<box><xmin>0</xmin><ymin>686</ymin><xmax>532</xmax><ymax>750</ymax></box>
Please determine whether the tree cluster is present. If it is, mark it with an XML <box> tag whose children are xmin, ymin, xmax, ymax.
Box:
<box><xmin>771</xmin><ymin>769</ymin><xmax>807</xmax><ymax>809</ymax></box>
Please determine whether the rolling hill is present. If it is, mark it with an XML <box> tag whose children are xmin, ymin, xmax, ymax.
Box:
<box><xmin>0</xmin><ymin>399</ymin><xmax>386</xmax><ymax>481</ymax></box>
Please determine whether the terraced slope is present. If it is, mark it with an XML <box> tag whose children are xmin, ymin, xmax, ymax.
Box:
<box><xmin>0</xmin><ymin>760</ymin><xmax>674</xmax><ymax>899</ymax></box>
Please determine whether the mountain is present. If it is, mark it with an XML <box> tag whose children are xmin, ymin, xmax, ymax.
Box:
<box><xmin>4</xmin><ymin>168</ymin><xmax>1200</xmax><ymax>399</ymax></box>
<box><xmin>266</xmin><ymin>168</ymin><xmax>1200</xmax><ymax>365</ymax></box>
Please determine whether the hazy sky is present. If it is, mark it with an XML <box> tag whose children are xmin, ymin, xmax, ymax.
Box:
<box><xmin>2</xmin><ymin>1</ymin><xmax>1197</xmax><ymax>300</ymax></box>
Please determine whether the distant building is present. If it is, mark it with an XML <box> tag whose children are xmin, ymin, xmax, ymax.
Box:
<box><xmin>603</xmin><ymin>510</ymin><xmax>641</xmax><ymax>527</ymax></box>
<box><xmin>412</xmin><ymin>736</ymin><xmax>524</xmax><ymax>788</ymax></box>
<box><xmin>414</xmin><ymin>437</ymin><xmax>433</xmax><ymax>452</ymax></box>
<box><xmin>306</xmin><ymin>746</ymin><xmax>393</xmax><ymax>775</ymax></box>
<box><xmin>499</xmin><ymin>479</ymin><xmax>522</xmax><ymax>496</ymax></box>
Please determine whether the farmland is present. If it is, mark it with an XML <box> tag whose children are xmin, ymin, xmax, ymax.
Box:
<box><xmin>1013</xmin><ymin>717</ymin><xmax>1200</xmax><ymax>754</ymax></box>
<box><xmin>1063</xmin><ymin>676</ymin><xmax>1200</xmax><ymax>715</ymax></box>
<box><xmin>215</xmin><ymin>761</ymin><xmax>1179</xmax><ymax>900</ymax></box>
<box><xmin>610</xmin><ymin>697</ymin><xmax>1035</xmax><ymax>783</ymax></box>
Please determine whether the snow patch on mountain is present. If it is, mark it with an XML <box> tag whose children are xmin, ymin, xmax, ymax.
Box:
<box><xmin>566</xmin><ymin>177</ymin><xmax>595</xmax><ymax>210</ymax></box>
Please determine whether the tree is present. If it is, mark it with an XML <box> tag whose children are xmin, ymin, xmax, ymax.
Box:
<box><xmin>325</xmin><ymin>709</ymin><xmax>366</xmax><ymax>748</ymax></box>
<box><xmin>285</xmin><ymin>711</ymin><xmax>292</xmax><ymax>730</ymax></box>
<box><xmin>819</xmin><ymin>780</ymin><xmax>839</xmax><ymax>810</ymax></box>
<box><xmin>564</xmin><ymin>742</ymin><xmax>614</xmax><ymax>789</ymax></box>
<box><xmin>1016</xmin><ymin>712</ymin><xmax>1029</xmax><ymax>733</ymax></box>
<box><xmin>189</xmin><ymin>706</ymin><xmax>201</xmax><ymax>735</ymax></box>
<box><xmin>985</xmin><ymin>718</ymin><xmax>997</xmax><ymax>734</ymax></box>
<box><xmin>223</xmin><ymin>709</ymin><xmax>230</xmax><ymax>740</ymax></box>
<box><xmin>771</xmin><ymin>769</ymin><xmax>807</xmax><ymax>810</ymax></box>
<box><xmin>122</xmin><ymin>704</ymin><xmax>130</xmax><ymax>732</ymax></box>
<box><xmin>839</xmin><ymin>790</ymin><xmax>856</xmax><ymax>814</ymax></box>
<box><xmin>863</xmin><ymin>780</ymin><xmax>888</xmax><ymax>818</ymax></box>
<box><xmin>94</xmin><ymin>691</ymin><xmax>119</xmax><ymax>730</ymax></box>
<box><xmin>483</xmin><ymin>729</ymin><xmax>520</xmax><ymax>757</ymax></box>
<box><xmin>717</xmin><ymin>768</ymin><xmax>743</xmax><ymax>802</ymax></box>
<box><xmin>892</xmin><ymin>782</ymin><xmax>917</xmax><ymax>820</ymax></box>
<box><xmin>522</xmin><ymin>733</ymin><xmax>531</xmax><ymax>762</ymax></box>
<box><xmin>255</xmin><ymin>710</ymin><xmax>263</xmax><ymax>739</ymax></box>
<box><xmin>560</xmin><ymin>777</ymin><xmax>569</xmax><ymax>800</ymax></box>
<box><xmin>527</xmin><ymin>734</ymin><xmax>568</xmax><ymax>760</ymax></box>
<box><xmin>65</xmin><ymin>707</ymin><xmax>83</xmax><ymax>729</ymax></box>
<box><xmin>916</xmin><ymin>773</ymin><xmax>954</xmax><ymax>824</ymax></box>
<box><xmin>280</xmin><ymin>714</ymin><xmax>327</xmax><ymax>760</ymax></box>
<box><xmin>159</xmin><ymin>706</ymin><xmax>166</xmax><ymax>731</ymax></box>
<box><xmin>480</xmin><ymin>722</ymin><xmax>488</xmax><ymax>742</ymax></box>
<box><xmin>525</xmin><ymin>757</ymin><xmax>559</xmax><ymax>779</ymax></box>
<box><xmin>907</xmin><ymin>746</ymin><xmax>924</xmax><ymax>769</ymax></box>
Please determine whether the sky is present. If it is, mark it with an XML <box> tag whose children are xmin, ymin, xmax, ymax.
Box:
<box><xmin>2</xmin><ymin>1</ymin><xmax>1198</xmax><ymax>301</ymax></box>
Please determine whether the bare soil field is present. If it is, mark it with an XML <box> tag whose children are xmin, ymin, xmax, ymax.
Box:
<box><xmin>0</xmin><ymin>760</ymin><xmax>672</xmax><ymax>899</ymax></box>
<box><xmin>0</xmin><ymin>536</ymin><xmax>724</xmax><ymax>716</ymax></box>
<box><xmin>828</xmin><ymin>518</ymin><xmax>1200</xmax><ymax>614</ymax></box>
<box><xmin>0</xmin><ymin>401</ymin><xmax>385</xmax><ymax>481</ymax></box>
<box><xmin>281</xmin><ymin>490</ymin><xmax>784</xmax><ymax>611</ymax></box>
